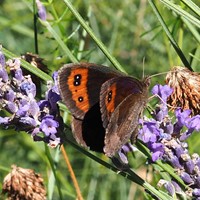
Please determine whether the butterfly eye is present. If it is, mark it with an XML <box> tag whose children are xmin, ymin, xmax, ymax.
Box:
<box><xmin>78</xmin><ymin>96</ymin><xmax>84</xmax><ymax>102</ymax></box>
<box><xmin>107</xmin><ymin>90</ymin><xmax>112</xmax><ymax>102</ymax></box>
<box><xmin>73</xmin><ymin>74</ymin><xmax>82</xmax><ymax>86</ymax></box>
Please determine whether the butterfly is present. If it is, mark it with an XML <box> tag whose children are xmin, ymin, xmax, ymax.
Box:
<box><xmin>58</xmin><ymin>63</ymin><xmax>150</xmax><ymax>158</ymax></box>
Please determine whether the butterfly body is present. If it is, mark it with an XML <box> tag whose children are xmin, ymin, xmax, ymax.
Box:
<box><xmin>58</xmin><ymin>63</ymin><xmax>150</xmax><ymax>157</ymax></box>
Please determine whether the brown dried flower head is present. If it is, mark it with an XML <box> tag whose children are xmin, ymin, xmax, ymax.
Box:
<box><xmin>2</xmin><ymin>165</ymin><xmax>46</xmax><ymax>200</ymax></box>
<box><xmin>166</xmin><ymin>66</ymin><xmax>200</xmax><ymax>115</ymax></box>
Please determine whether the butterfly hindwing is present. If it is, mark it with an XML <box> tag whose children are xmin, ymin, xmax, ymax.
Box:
<box><xmin>100</xmin><ymin>77</ymin><xmax>150</xmax><ymax>157</ymax></box>
<box><xmin>100</xmin><ymin>76</ymin><xmax>146</xmax><ymax>129</ymax></box>
<box><xmin>104</xmin><ymin>92</ymin><xmax>148</xmax><ymax>157</ymax></box>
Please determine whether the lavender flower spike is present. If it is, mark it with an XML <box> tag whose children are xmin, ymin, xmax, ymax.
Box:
<box><xmin>0</xmin><ymin>54</ymin><xmax>63</xmax><ymax>147</ymax></box>
<box><xmin>139</xmin><ymin>83</ymin><xmax>200</xmax><ymax>199</ymax></box>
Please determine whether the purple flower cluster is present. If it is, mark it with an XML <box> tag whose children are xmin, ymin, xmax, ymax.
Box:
<box><xmin>0</xmin><ymin>52</ymin><xmax>62</xmax><ymax>147</ymax></box>
<box><xmin>138</xmin><ymin>84</ymin><xmax>200</xmax><ymax>198</ymax></box>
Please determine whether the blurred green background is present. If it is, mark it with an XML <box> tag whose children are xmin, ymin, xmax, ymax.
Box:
<box><xmin>0</xmin><ymin>0</ymin><xmax>200</xmax><ymax>199</ymax></box>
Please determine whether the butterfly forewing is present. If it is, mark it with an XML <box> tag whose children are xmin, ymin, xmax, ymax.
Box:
<box><xmin>58</xmin><ymin>63</ymin><xmax>123</xmax><ymax>120</ymax></box>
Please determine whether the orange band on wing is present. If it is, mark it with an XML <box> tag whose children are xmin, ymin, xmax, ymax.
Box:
<box><xmin>67</xmin><ymin>68</ymin><xmax>89</xmax><ymax>113</ymax></box>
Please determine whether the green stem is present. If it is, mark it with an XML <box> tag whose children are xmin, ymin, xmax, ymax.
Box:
<box><xmin>33</xmin><ymin>0</ymin><xmax>39</xmax><ymax>54</ymax></box>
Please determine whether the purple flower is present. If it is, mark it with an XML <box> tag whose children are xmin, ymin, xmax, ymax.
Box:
<box><xmin>14</xmin><ymin>67</ymin><xmax>23</xmax><ymax>81</ymax></box>
<box><xmin>148</xmin><ymin>142</ymin><xmax>164</xmax><ymax>161</ymax></box>
<box><xmin>138</xmin><ymin>120</ymin><xmax>160</xmax><ymax>143</ymax></box>
<box><xmin>6</xmin><ymin>101</ymin><xmax>18</xmax><ymax>113</ymax></box>
<box><xmin>168</xmin><ymin>155</ymin><xmax>183</xmax><ymax>169</ymax></box>
<box><xmin>118</xmin><ymin>150</ymin><xmax>129</xmax><ymax>164</ymax></box>
<box><xmin>121</xmin><ymin>143</ymin><xmax>137</xmax><ymax>153</ymax></box>
<box><xmin>0</xmin><ymin>117</ymin><xmax>9</xmax><ymax>124</ymax></box>
<box><xmin>179</xmin><ymin>130</ymin><xmax>193</xmax><ymax>141</ymax></box>
<box><xmin>175</xmin><ymin>108</ymin><xmax>191</xmax><ymax>127</ymax></box>
<box><xmin>193</xmin><ymin>188</ymin><xmax>200</xmax><ymax>197</ymax></box>
<box><xmin>163</xmin><ymin>121</ymin><xmax>173</xmax><ymax>135</ymax></box>
<box><xmin>138</xmin><ymin>83</ymin><xmax>200</xmax><ymax>198</ymax></box>
<box><xmin>171</xmin><ymin>181</ymin><xmax>182</xmax><ymax>193</ymax></box>
<box><xmin>154</xmin><ymin>105</ymin><xmax>168</xmax><ymax>121</ymax></box>
<box><xmin>47</xmin><ymin>88</ymin><xmax>61</xmax><ymax>115</ymax></box>
<box><xmin>40</xmin><ymin>115</ymin><xmax>59</xmax><ymax>136</ymax></box>
<box><xmin>28</xmin><ymin>100</ymin><xmax>40</xmax><ymax>118</ymax></box>
<box><xmin>187</xmin><ymin>115</ymin><xmax>200</xmax><ymax>131</ymax></box>
<box><xmin>118</xmin><ymin>143</ymin><xmax>137</xmax><ymax>164</ymax></box>
<box><xmin>36</xmin><ymin>0</ymin><xmax>47</xmax><ymax>21</ymax></box>
<box><xmin>174</xmin><ymin>146</ymin><xmax>185</xmax><ymax>158</ymax></box>
<box><xmin>157</xmin><ymin>180</ymin><xmax>176</xmax><ymax>196</ymax></box>
<box><xmin>5</xmin><ymin>89</ymin><xmax>15</xmax><ymax>102</ymax></box>
<box><xmin>45</xmin><ymin>77</ymin><xmax>61</xmax><ymax>116</ymax></box>
<box><xmin>185</xmin><ymin>159</ymin><xmax>195</xmax><ymax>174</ymax></box>
<box><xmin>52</xmin><ymin>71</ymin><xmax>60</xmax><ymax>94</ymax></box>
<box><xmin>164</xmin><ymin>182</ymin><xmax>175</xmax><ymax>196</ymax></box>
<box><xmin>179</xmin><ymin>114</ymin><xmax>200</xmax><ymax>140</ymax></box>
<box><xmin>19</xmin><ymin>117</ymin><xmax>37</xmax><ymax>127</ymax></box>
<box><xmin>48</xmin><ymin>136</ymin><xmax>61</xmax><ymax>148</ymax></box>
<box><xmin>152</xmin><ymin>84</ymin><xmax>173</xmax><ymax>102</ymax></box>
<box><xmin>16</xmin><ymin>104</ymin><xmax>30</xmax><ymax>117</ymax></box>
<box><xmin>20</xmin><ymin>78</ymin><xmax>36</xmax><ymax>98</ymax></box>
<box><xmin>180</xmin><ymin>172</ymin><xmax>194</xmax><ymax>184</ymax></box>
<box><xmin>0</xmin><ymin>47</ymin><xmax>5</xmax><ymax>68</ymax></box>
<box><xmin>0</xmin><ymin>68</ymin><xmax>8</xmax><ymax>82</ymax></box>
<box><xmin>31</xmin><ymin>127</ymin><xmax>40</xmax><ymax>136</ymax></box>
<box><xmin>38</xmin><ymin>100</ymin><xmax>51</xmax><ymax>110</ymax></box>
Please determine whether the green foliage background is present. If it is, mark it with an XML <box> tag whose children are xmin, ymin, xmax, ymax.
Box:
<box><xmin>0</xmin><ymin>0</ymin><xmax>200</xmax><ymax>199</ymax></box>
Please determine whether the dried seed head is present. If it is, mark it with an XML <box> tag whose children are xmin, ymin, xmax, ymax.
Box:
<box><xmin>2</xmin><ymin>165</ymin><xmax>46</xmax><ymax>200</ymax></box>
<box><xmin>166</xmin><ymin>66</ymin><xmax>200</xmax><ymax>115</ymax></box>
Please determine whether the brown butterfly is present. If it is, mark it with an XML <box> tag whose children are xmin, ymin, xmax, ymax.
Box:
<box><xmin>58</xmin><ymin>63</ymin><xmax>150</xmax><ymax>158</ymax></box>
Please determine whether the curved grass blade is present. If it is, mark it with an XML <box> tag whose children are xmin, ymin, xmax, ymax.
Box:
<box><xmin>148</xmin><ymin>0</ymin><xmax>192</xmax><ymax>71</ymax></box>
<box><xmin>181</xmin><ymin>0</ymin><xmax>200</xmax><ymax>17</ymax></box>
<box><xmin>160</xmin><ymin>0</ymin><xmax>200</xmax><ymax>28</ymax></box>
<box><xmin>39</xmin><ymin>20</ymin><xmax>78</xmax><ymax>63</ymax></box>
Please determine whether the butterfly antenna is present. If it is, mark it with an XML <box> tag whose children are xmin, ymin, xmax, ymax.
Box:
<box><xmin>149</xmin><ymin>71</ymin><xmax>169</xmax><ymax>78</ymax></box>
<box><xmin>148</xmin><ymin>94</ymin><xmax>177</xmax><ymax>109</ymax></box>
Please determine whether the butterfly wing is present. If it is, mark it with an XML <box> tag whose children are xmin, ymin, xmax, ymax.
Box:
<box><xmin>58</xmin><ymin>63</ymin><xmax>124</xmax><ymax>151</ymax></box>
<box><xmin>100</xmin><ymin>76</ymin><xmax>145</xmax><ymax>129</ymax></box>
<box><xmin>58</xmin><ymin>63</ymin><xmax>124</xmax><ymax>120</ymax></box>
<box><xmin>100</xmin><ymin>77</ymin><xmax>150</xmax><ymax>157</ymax></box>
<box><xmin>71</xmin><ymin>103</ymin><xmax>105</xmax><ymax>151</ymax></box>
